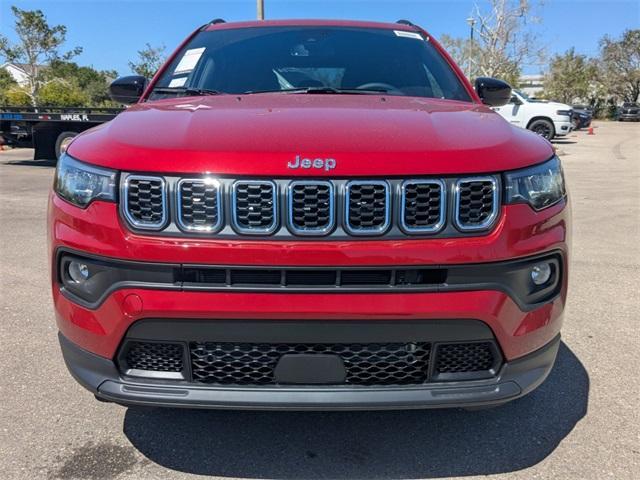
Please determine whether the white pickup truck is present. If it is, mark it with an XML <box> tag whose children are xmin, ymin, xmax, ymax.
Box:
<box><xmin>493</xmin><ymin>90</ymin><xmax>573</xmax><ymax>140</ymax></box>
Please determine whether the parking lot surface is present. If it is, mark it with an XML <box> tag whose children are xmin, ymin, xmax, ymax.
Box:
<box><xmin>0</xmin><ymin>121</ymin><xmax>638</xmax><ymax>480</ymax></box>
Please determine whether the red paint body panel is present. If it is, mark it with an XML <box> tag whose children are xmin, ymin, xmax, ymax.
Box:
<box><xmin>68</xmin><ymin>95</ymin><xmax>553</xmax><ymax>176</ymax></box>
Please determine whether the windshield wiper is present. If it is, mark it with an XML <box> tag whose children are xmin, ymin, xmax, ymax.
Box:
<box><xmin>243</xmin><ymin>87</ymin><xmax>389</xmax><ymax>95</ymax></box>
<box><xmin>152</xmin><ymin>87</ymin><xmax>222</xmax><ymax>96</ymax></box>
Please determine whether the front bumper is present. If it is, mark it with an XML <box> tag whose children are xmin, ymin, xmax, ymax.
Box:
<box><xmin>553</xmin><ymin>119</ymin><xmax>572</xmax><ymax>136</ymax></box>
<box><xmin>60</xmin><ymin>332</ymin><xmax>560</xmax><ymax>410</ymax></box>
<box><xmin>50</xmin><ymin>192</ymin><xmax>570</xmax><ymax>409</ymax></box>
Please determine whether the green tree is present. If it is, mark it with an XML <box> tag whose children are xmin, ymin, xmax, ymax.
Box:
<box><xmin>598</xmin><ymin>29</ymin><xmax>640</xmax><ymax>103</ymax></box>
<box><xmin>543</xmin><ymin>48</ymin><xmax>597</xmax><ymax>104</ymax></box>
<box><xmin>47</xmin><ymin>60</ymin><xmax>118</xmax><ymax>106</ymax></box>
<box><xmin>0</xmin><ymin>6</ymin><xmax>82</xmax><ymax>106</ymax></box>
<box><xmin>128</xmin><ymin>43</ymin><xmax>166</xmax><ymax>79</ymax></box>
<box><xmin>4</xmin><ymin>86</ymin><xmax>31</xmax><ymax>106</ymax></box>
<box><xmin>0</xmin><ymin>68</ymin><xmax>18</xmax><ymax>103</ymax></box>
<box><xmin>37</xmin><ymin>79</ymin><xmax>89</xmax><ymax>107</ymax></box>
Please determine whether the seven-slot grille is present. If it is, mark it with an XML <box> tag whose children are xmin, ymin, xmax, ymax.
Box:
<box><xmin>232</xmin><ymin>181</ymin><xmax>278</xmax><ymax>234</ymax></box>
<box><xmin>177</xmin><ymin>179</ymin><xmax>222</xmax><ymax>232</ymax></box>
<box><xmin>455</xmin><ymin>177</ymin><xmax>498</xmax><ymax>231</ymax></box>
<box><xmin>401</xmin><ymin>180</ymin><xmax>445</xmax><ymax>233</ymax></box>
<box><xmin>288</xmin><ymin>181</ymin><xmax>334</xmax><ymax>234</ymax></box>
<box><xmin>123</xmin><ymin>176</ymin><xmax>167</xmax><ymax>229</ymax></box>
<box><xmin>121</xmin><ymin>175</ymin><xmax>500</xmax><ymax>236</ymax></box>
<box><xmin>345</xmin><ymin>181</ymin><xmax>390</xmax><ymax>235</ymax></box>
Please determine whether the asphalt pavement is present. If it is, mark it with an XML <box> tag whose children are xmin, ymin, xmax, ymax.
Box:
<box><xmin>0</xmin><ymin>121</ymin><xmax>638</xmax><ymax>479</ymax></box>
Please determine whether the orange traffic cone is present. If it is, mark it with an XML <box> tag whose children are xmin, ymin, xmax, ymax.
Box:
<box><xmin>587</xmin><ymin>126</ymin><xmax>595</xmax><ymax>135</ymax></box>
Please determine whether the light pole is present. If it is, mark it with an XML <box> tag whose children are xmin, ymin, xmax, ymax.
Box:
<box><xmin>257</xmin><ymin>0</ymin><xmax>264</xmax><ymax>20</ymax></box>
<box><xmin>466</xmin><ymin>17</ymin><xmax>476</xmax><ymax>80</ymax></box>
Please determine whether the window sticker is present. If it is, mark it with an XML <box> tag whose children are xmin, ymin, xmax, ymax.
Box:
<box><xmin>175</xmin><ymin>47</ymin><xmax>205</xmax><ymax>73</ymax></box>
<box><xmin>394</xmin><ymin>30</ymin><xmax>423</xmax><ymax>40</ymax></box>
<box><xmin>168</xmin><ymin>76</ymin><xmax>188</xmax><ymax>88</ymax></box>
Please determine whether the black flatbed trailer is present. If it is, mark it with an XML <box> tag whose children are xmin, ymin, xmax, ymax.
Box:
<box><xmin>0</xmin><ymin>106</ymin><xmax>123</xmax><ymax>160</ymax></box>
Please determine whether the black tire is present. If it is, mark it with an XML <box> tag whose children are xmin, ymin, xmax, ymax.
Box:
<box><xmin>55</xmin><ymin>131</ymin><xmax>78</xmax><ymax>160</ymax></box>
<box><xmin>528</xmin><ymin>118</ymin><xmax>555</xmax><ymax>140</ymax></box>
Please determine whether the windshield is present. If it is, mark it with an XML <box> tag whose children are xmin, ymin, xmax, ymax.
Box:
<box><xmin>150</xmin><ymin>26</ymin><xmax>471</xmax><ymax>101</ymax></box>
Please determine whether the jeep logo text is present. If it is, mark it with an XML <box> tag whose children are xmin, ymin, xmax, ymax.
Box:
<box><xmin>287</xmin><ymin>155</ymin><xmax>336</xmax><ymax>171</ymax></box>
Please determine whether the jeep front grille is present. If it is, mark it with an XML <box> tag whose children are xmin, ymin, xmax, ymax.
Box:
<box><xmin>232</xmin><ymin>181</ymin><xmax>278</xmax><ymax>234</ymax></box>
<box><xmin>122</xmin><ymin>176</ymin><xmax>167</xmax><ymax>229</ymax></box>
<box><xmin>288</xmin><ymin>181</ymin><xmax>334</xmax><ymax>235</ymax></box>
<box><xmin>401</xmin><ymin>180</ymin><xmax>445</xmax><ymax>233</ymax></box>
<box><xmin>454</xmin><ymin>177</ymin><xmax>498</xmax><ymax>231</ymax></box>
<box><xmin>121</xmin><ymin>175</ymin><xmax>501</xmax><ymax>237</ymax></box>
<box><xmin>177</xmin><ymin>179</ymin><xmax>222</xmax><ymax>232</ymax></box>
<box><xmin>345</xmin><ymin>181</ymin><xmax>391</xmax><ymax>235</ymax></box>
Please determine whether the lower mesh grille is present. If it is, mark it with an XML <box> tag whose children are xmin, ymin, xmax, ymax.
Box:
<box><xmin>124</xmin><ymin>341</ymin><xmax>183</xmax><ymax>372</ymax></box>
<box><xmin>434</xmin><ymin>342</ymin><xmax>495</xmax><ymax>374</ymax></box>
<box><xmin>190</xmin><ymin>342</ymin><xmax>431</xmax><ymax>386</ymax></box>
<box><xmin>119</xmin><ymin>339</ymin><xmax>500</xmax><ymax>384</ymax></box>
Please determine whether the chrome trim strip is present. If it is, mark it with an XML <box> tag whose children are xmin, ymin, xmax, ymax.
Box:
<box><xmin>400</xmin><ymin>179</ymin><xmax>446</xmax><ymax>234</ymax></box>
<box><xmin>176</xmin><ymin>178</ymin><xmax>223</xmax><ymax>233</ymax></box>
<box><xmin>344</xmin><ymin>180</ymin><xmax>391</xmax><ymax>236</ymax></box>
<box><xmin>231</xmin><ymin>180</ymin><xmax>278</xmax><ymax>235</ymax></box>
<box><xmin>121</xmin><ymin>175</ymin><xmax>168</xmax><ymax>231</ymax></box>
<box><xmin>287</xmin><ymin>180</ymin><xmax>335</xmax><ymax>236</ymax></box>
<box><xmin>453</xmin><ymin>176</ymin><xmax>499</xmax><ymax>232</ymax></box>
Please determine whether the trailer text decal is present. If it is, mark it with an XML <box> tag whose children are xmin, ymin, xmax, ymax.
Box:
<box><xmin>60</xmin><ymin>114</ymin><xmax>90</xmax><ymax>122</ymax></box>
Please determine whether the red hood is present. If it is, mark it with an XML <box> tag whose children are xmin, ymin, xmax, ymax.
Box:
<box><xmin>68</xmin><ymin>95</ymin><xmax>554</xmax><ymax>176</ymax></box>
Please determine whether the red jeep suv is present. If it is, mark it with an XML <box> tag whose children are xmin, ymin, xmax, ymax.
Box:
<box><xmin>49</xmin><ymin>19</ymin><xmax>569</xmax><ymax>410</ymax></box>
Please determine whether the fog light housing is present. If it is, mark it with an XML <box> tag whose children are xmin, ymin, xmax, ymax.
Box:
<box><xmin>531</xmin><ymin>263</ymin><xmax>552</xmax><ymax>286</ymax></box>
<box><xmin>68</xmin><ymin>261</ymin><xmax>90</xmax><ymax>283</ymax></box>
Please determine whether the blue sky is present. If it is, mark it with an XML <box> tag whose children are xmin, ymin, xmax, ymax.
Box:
<box><xmin>1</xmin><ymin>0</ymin><xmax>638</xmax><ymax>75</ymax></box>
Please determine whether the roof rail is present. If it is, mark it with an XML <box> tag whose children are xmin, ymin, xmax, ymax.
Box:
<box><xmin>396</xmin><ymin>19</ymin><xmax>415</xmax><ymax>27</ymax></box>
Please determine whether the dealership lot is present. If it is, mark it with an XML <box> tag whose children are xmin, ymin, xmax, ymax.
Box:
<box><xmin>0</xmin><ymin>121</ymin><xmax>638</xmax><ymax>479</ymax></box>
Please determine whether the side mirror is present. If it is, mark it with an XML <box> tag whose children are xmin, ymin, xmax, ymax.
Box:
<box><xmin>474</xmin><ymin>77</ymin><xmax>512</xmax><ymax>107</ymax></box>
<box><xmin>510</xmin><ymin>95</ymin><xmax>522</xmax><ymax>105</ymax></box>
<box><xmin>109</xmin><ymin>75</ymin><xmax>148</xmax><ymax>104</ymax></box>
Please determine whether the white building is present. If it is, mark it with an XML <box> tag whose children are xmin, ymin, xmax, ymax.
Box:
<box><xmin>0</xmin><ymin>62</ymin><xmax>36</xmax><ymax>87</ymax></box>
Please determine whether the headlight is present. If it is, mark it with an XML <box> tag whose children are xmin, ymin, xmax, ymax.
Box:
<box><xmin>55</xmin><ymin>153</ymin><xmax>117</xmax><ymax>208</ymax></box>
<box><xmin>556</xmin><ymin>109</ymin><xmax>572</xmax><ymax>117</ymax></box>
<box><xmin>505</xmin><ymin>156</ymin><xmax>566</xmax><ymax>211</ymax></box>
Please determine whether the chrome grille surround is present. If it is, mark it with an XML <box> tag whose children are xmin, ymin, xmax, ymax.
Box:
<box><xmin>121</xmin><ymin>175</ymin><xmax>168</xmax><ymax>230</ymax></box>
<box><xmin>120</xmin><ymin>175</ymin><xmax>501</xmax><ymax>238</ymax></box>
<box><xmin>400</xmin><ymin>179</ymin><xmax>446</xmax><ymax>234</ymax></box>
<box><xmin>454</xmin><ymin>176</ymin><xmax>499</xmax><ymax>232</ymax></box>
<box><xmin>176</xmin><ymin>178</ymin><xmax>223</xmax><ymax>233</ymax></box>
<box><xmin>287</xmin><ymin>180</ymin><xmax>335</xmax><ymax>236</ymax></box>
<box><xmin>344</xmin><ymin>180</ymin><xmax>391</xmax><ymax>236</ymax></box>
<box><xmin>231</xmin><ymin>180</ymin><xmax>278</xmax><ymax>235</ymax></box>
